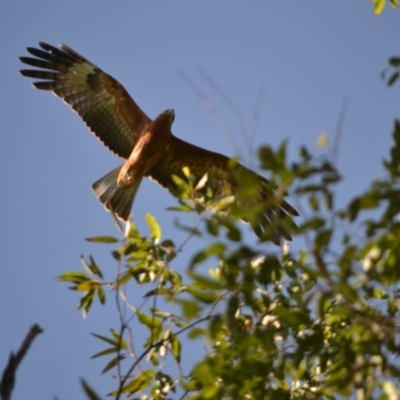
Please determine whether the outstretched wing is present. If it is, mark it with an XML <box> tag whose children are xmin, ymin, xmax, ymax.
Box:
<box><xmin>149</xmin><ymin>137</ymin><xmax>298</xmax><ymax>243</ymax></box>
<box><xmin>20</xmin><ymin>42</ymin><xmax>150</xmax><ymax>158</ymax></box>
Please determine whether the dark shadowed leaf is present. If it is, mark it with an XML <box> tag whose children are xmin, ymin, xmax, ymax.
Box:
<box><xmin>170</xmin><ymin>335</ymin><xmax>181</xmax><ymax>362</ymax></box>
<box><xmin>81</xmin><ymin>379</ymin><xmax>103</xmax><ymax>400</ymax></box>
<box><xmin>102</xmin><ymin>354</ymin><xmax>126</xmax><ymax>374</ymax></box>
<box><xmin>85</xmin><ymin>236</ymin><xmax>119</xmax><ymax>243</ymax></box>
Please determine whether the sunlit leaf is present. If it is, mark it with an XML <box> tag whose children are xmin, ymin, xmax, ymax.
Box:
<box><xmin>372</xmin><ymin>0</ymin><xmax>385</xmax><ymax>14</ymax></box>
<box><xmin>109</xmin><ymin>329</ymin><xmax>128</xmax><ymax>349</ymax></box>
<box><xmin>136</xmin><ymin>309</ymin><xmax>163</xmax><ymax>329</ymax></box>
<box><xmin>166</xmin><ymin>203</ymin><xmax>194</xmax><ymax>213</ymax></box>
<box><xmin>178</xmin><ymin>299</ymin><xmax>202</xmax><ymax>319</ymax></box>
<box><xmin>187</xmin><ymin>286</ymin><xmax>218</xmax><ymax>304</ymax></box>
<box><xmin>118</xmin><ymin>370</ymin><xmax>155</xmax><ymax>394</ymax></box>
<box><xmin>74</xmin><ymin>280</ymin><xmax>101</xmax><ymax>292</ymax></box>
<box><xmin>145</xmin><ymin>213</ymin><xmax>162</xmax><ymax>242</ymax></box>
<box><xmin>58</xmin><ymin>271</ymin><xmax>89</xmax><ymax>283</ymax></box>
<box><xmin>188</xmin><ymin>271</ymin><xmax>222</xmax><ymax>290</ymax></box>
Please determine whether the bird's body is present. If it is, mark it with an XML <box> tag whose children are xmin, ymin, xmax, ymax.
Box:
<box><xmin>20</xmin><ymin>42</ymin><xmax>298</xmax><ymax>243</ymax></box>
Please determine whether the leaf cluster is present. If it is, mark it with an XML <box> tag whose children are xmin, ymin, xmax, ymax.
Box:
<box><xmin>60</xmin><ymin>117</ymin><xmax>400</xmax><ymax>400</ymax></box>
<box><xmin>60</xmin><ymin>52</ymin><xmax>400</xmax><ymax>400</ymax></box>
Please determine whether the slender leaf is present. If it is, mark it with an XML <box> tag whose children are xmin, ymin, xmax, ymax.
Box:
<box><xmin>85</xmin><ymin>236</ymin><xmax>119</xmax><ymax>243</ymax></box>
<box><xmin>145</xmin><ymin>213</ymin><xmax>162</xmax><ymax>242</ymax></box>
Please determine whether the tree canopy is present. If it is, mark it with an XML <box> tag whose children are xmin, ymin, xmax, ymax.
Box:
<box><xmin>58</xmin><ymin>111</ymin><xmax>400</xmax><ymax>399</ymax></box>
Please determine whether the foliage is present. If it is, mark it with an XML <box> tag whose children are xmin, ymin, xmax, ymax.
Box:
<box><xmin>369</xmin><ymin>0</ymin><xmax>399</xmax><ymax>14</ymax></box>
<box><xmin>382</xmin><ymin>56</ymin><xmax>400</xmax><ymax>88</ymax></box>
<box><xmin>58</xmin><ymin>115</ymin><xmax>400</xmax><ymax>399</ymax></box>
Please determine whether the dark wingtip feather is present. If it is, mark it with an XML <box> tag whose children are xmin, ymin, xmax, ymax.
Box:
<box><xmin>19</xmin><ymin>69</ymin><xmax>57</xmax><ymax>80</ymax></box>
<box><xmin>38</xmin><ymin>42</ymin><xmax>53</xmax><ymax>51</ymax></box>
<box><xmin>19</xmin><ymin>69</ymin><xmax>35</xmax><ymax>77</ymax></box>
<box><xmin>32</xmin><ymin>82</ymin><xmax>55</xmax><ymax>90</ymax></box>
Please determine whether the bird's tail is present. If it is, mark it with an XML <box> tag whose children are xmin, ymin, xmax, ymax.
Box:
<box><xmin>91</xmin><ymin>164</ymin><xmax>142</xmax><ymax>222</ymax></box>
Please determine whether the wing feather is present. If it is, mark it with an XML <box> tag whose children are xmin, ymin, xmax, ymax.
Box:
<box><xmin>150</xmin><ymin>137</ymin><xmax>298</xmax><ymax>243</ymax></box>
<box><xmin>20</xmin><ymin>42</ymin><xmax>151</xmax><ymax>158</ymax></box>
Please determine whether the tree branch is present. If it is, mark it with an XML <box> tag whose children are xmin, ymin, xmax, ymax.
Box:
<box><xmin>0</xmin><ymin>324</ymin><xmax>43</xmax><ymax>400</ymax></box>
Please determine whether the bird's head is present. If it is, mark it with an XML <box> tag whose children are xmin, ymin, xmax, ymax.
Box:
<box><xmin>153</xmin><ymin>109</ymin><xmax>175</xmax><ymax>129</ymax></box>
<box><xmin>163</xmin><ymin>109</ymin><xmax>175</xmax><ymax>128</ymax></box>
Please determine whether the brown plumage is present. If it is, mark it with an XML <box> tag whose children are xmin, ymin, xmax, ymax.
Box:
<box><xmin>20</xmin><ymin>42</ymin><xmax>298</xmax><ymax>244</ymax></box>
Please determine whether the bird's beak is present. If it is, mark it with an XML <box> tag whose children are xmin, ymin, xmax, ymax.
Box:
<box><xmin>166</xmin><ymin>109</ymin><xmax>175</xmax><ymax>125</ymax></box>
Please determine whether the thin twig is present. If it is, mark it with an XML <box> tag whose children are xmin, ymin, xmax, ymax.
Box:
<box><xmin>198</xmin><ymin>69</ymin><xmax>247</xmax><ymax>158</ymax></box>
<box><xmin>331</xmin><ymin>98</ymin><xmax>348</xmax><ymax>166</ymax></box>
<box><xmin>249</xmin><ymin>86</ymin><xmax>266</xmax><ymax>162</ymax></box>
<box><xmin>177</xmin><ymin>70</ymin><xmax>240</xmax><ymax>155</ymax></box>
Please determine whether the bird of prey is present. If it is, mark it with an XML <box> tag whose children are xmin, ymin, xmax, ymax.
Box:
<box><xmin>19</xmin><ymin>42</ymin><xmax>298</xmax><ymax>244</ymax></box>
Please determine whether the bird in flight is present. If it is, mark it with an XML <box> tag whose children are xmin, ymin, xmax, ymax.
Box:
<box><xmin>19</xmin><ymin>42</ymin><xmax>298</xmax><ymax>244</ymax></box>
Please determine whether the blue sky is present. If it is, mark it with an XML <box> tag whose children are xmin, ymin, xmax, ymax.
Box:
<box><xmin>0</xmin><ymin>1</ymin><xmax>399</xmax><ymax>398</ymax></box>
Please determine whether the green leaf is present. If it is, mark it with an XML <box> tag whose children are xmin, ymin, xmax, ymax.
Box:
<box><xmin>78</xmin><ymin>290</ymin><xmax>94</xmax><ymax>314</ymax></box>
<box><xmin>166</xmin><ymin>203</ymin><xmax>194</xmax><ymax>212</ymax></box>
<box><xmin>170</xmin><ymin>334</ymin><xmax>181</xmax><ymax>362</ymax></box>
<box><xmin>143</xmin><ymin>288</ymin><xmax>170</xmax><ymax>297</ymax></box>
<box><xmin>209</xmin><ymin>315</ymin><xmax>223</xmax><ymax>339</ymax></box>
<box><xmin>191</xmin><ymin>242</ymin><xmax>226</xmax><ymax>267</ymax></box>
<box><xmin>188</xmin><ymin>272</ymin><xmax>222</xmax><ymax>290</ymax></box>
<box><xmin>315</xmin><ymin>229</ymin><xmax>332</xmax><ymax>249</ymax></box>
<box><xmin>101</xmin><ymin>354</ymin><xmax>125</xmax><ymax>374</ymax></box>
<box><xmin>85</xmin><ymin>236</ymin><xmax>119</xmax><ymax>243</ymax></box>
<box><xmin>348</xmin><ymin>191</ymin><xmax>380</xmax><ymax>221</ymax></box>
<box><xmin>90</xmin><ymin>256</ymin><xmax>103</xmax><ymax>278</ymax></box>
<box><xmin>372</xmin><ymin>0</ymin><xmax>385</xmax><ymax>14</ymax></box>
<box><xmin>97</xmin><ymin>287</ymin><xmax>105</xmax><ymax>305</ymax></box>
<box><xmin>387</xmin><ymin>71</ymin><xmax>400</xmax><ymax>86</ymax></box>
<box><xmin>171</xmin><ymin>174</ymin><xmax>191</xmax><ymax>198</ymax></box>
<box><xmin>74</xmin><ymin>280</ymin><xmax>101</xmax><ymax>292</ymax></box>
<box><xmin>389</xmin><ymin>57</ymin><xmax>400</xmax><ymax>67</ymax></box>
<box><xmin>80</xmin><ymin>256</ymin><xmax>103</xmax><ymax>278</ymax></box>
<box><xmin>187</xmin><ymin>286</ymin><xmax>218</xmax><ymax>304</ymax></box>
<box><xmin>110</xmin><ymin>329</ymin><xmax>128</xmax><ymax>349</ymax></box>
<box><xmin>178</xmin><ymin>299</ymin><xmax>202</xmax><ymax>319</ymax></box>
<box><xmin>80</xmin><ymin>379</ymin><xmax>103</xmax><ymax>400</ymax></box>
<box><xmin>91</xmin><ymin>347</ymin><xmax>118</xmax><ymax>359</ymax></box>
<box><xmin>58</xmin><ymin>271</ymin><xmax>89</xmax><ymax>283</ymax></box>
<box><xmin>373</xmin><ymin>288</ymin><xmax>388</xmax><ymax>299</ymax></box>
<box><xmin>145</xmin><ymin>213</ymin><xmax>162</xmax><ymax>242</ymax></box>
<box><xmin>118</xmin><ymin>370</ymin><xmax>155</xmax><ymax>395</ymax></box>
<box><xmin>91</xmin><ymin>332</ymin><xmax>119</xmax><ymax>346</ymax></box>
<box><xmin>136</xmin><ymin>309</ymin><xmax>162</xmax><ymax>329</ymax></box>
<box><xmin>117</xmin><ymin>271</ymin><xmax>133</xmax><ymax>286</ymax></box>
